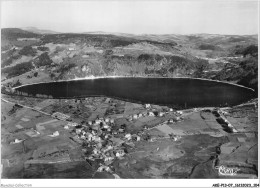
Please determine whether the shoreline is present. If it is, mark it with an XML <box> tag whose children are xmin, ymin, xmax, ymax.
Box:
<box><xmin>12</xmin><ymin>76</ymin><xmax>255</xmax><ymax>92</ymax></box>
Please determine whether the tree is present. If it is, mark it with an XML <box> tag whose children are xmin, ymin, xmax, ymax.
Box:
<box><xmin>35</xmin><ymin>52</ymin><xmax>53</xmax><ymax>67</ymax></box>
<box><xmin>193</xmin><ymin>63</ymin><xmax>208</xmax><ymax>78</ymax></box>
<box><xmin>37</xmin><ymin>46</ymin><xmax>49</xmax><ymax>51</ymax></box>
<box><xmin>19</xmin><ymin>46</ymin><xmax>37</xmax><ymax>56</ymax></box>
<box><xmin>242</xmin><ymin>45</ymin><xmax>258</xmax><ymax>57</ymax></box>
<box><xmin>49</xmin><ymin>72</ymin><xmax>56</xmax><ymax>79</ymax></box>
<box><xmin>13</xmin><ymin>79</ymin><xmax>22</xmax><ymax>87</ymax></box>
<box><xmin>104</xmin><ymin>49</ymin><xmax>113</xmax><ymax>56</ymax></box>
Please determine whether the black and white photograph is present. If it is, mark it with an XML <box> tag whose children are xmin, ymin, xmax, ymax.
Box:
<box><xmin>0</xmin><ymin>0</ymin><xmax>259</xmax><ymax>187</ymax></box>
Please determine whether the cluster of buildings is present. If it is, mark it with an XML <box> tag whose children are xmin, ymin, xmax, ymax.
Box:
<box><xmin>214</xmin><ymin>108</ymin><xmax>238</xmax><ymax>133</ymax></box>
<box><xmin>65</xmin><ymin>116</ymin><xmax>142</xmax><ymax>174</ymax></box>
<box><xmin>128</xmin><ymin>104</ymin><xmax>183</xmax><ymax>124</ymax></box>
<box><xmin>28</xmin><ymin>103</ymin><xmax>186</xmax><ymax>173</ymax></box>
<box><xmin>128</xmin><ymin>104</ymin><xmax>167</xmax><ymax>121</ymax></box>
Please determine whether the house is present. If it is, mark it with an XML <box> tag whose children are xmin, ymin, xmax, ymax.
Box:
<box><xmin>110</xmin><ymin>119</ymin><xmax>115</xmax><ymax>124</ymax></box>
<box><xmin>169</xmin><ymin>119</ymin><xmax>174</xmax><ymax>123</ymax></box>
<box><xmin>67</xmin><ymin>122</ymin><xmax>78</xmax><ymax>127</ymax></box>
<box><xmin>177</xmin><ymin>110</ymin><xmax>183</xmax><ymax>115</ymax></box>
<box><xmin>103</xmin><ymin>145</ymin><xmax>113</xmax><ymax>153</ymax></box>
<box><xmin>97</xmin><ymin>166</ymin><xmax>104</xmax><ymax>172</ymax></box>
<box><xmin>48</xmin><ymin>131</ymin><xmax>59</xmax><ymax>137</ymax></box>
<box><xmin>105</xmin><ymin>118</ymin><xmax>110</xmax><ymax>123</ymax></box>
<box><xmin>148</xmin><ymin>112</ymin><xmax>155</xmax><ymax>117</ymax></box>
<box><xmin>172</xmin><ymin>135</ymin><xmax>181</xmax><ymax>141</ymax></box>
<box><xmin>128</xmin><ymin>116</ymin><xmax>133</xmax><ymax>121</ymax></box>
<box><xmin>97</xmin><ymin>165</ymin><xmax>112</xmax><ymax>173</ymax></box>
<box><xmin>95</xmin><ymin>119</ymin><xmax>102</xmax><ymax>125</ymax></box>
<box><xmin>103</xmin><ymin>124</ymin><xmax>109</xmax><ymax>129</ymax></box>
<box><xmin>104</xmin><ymin>134</ymin><xmax>109</xmax><ymax>139</ymax></box>
<box><xmin>132</xmin><ymin>134</ymin><xmax>141</xmax><ymax>141</ymax></box>
<box><xmin>86</xmin><ymin>133</ymin><xmax>94</xmax><ymax>141</ymax></box>
<box><xmin>112</xmin><ymin>131</ymin><xmax>118</xmax><ymax>135</ymax></box>
<box><xmin>10</xmin><ymin>138</ymin><xmax>24</xmax><ymax>144</ymax></box>
<box><xmin>115</xmin><ymin>149</ymin><xmax>125</xmax><ymax>158</ymax></box>
<box><xmin>34</xmin><ymin>130</ymin><xmax>40</xmax><ymax>135</ymax></box>
<box><xmin>159</xmin><ymin>112</ymin><xmax>164</xmax><ymax>117</ymax></box>
<box><xmin>104</xmin><ymin>157</ymin><xmax>114</xmax><ymax>165</ymax></box>
<box><xmin>93</xmin><ymin>136</ymin><xmax>101</xmax><ymax>142</ymax></box>
<box><xmin>80</xmin><ymin>135</ymin><xmax>86</xmax><ymax>139</ymax></box>
<box><xmin>133</xmin><ymin>114</ymin><xmax>138</xmax><ymax>119</ymax></box>
<box><xmin>125</xmin><ymin>134</ymin><xmax>132</xmax><ymax>140</ymax></box>
<box><xmin>76</xmin><ymin>129</ymin><xmax>82</xmax><ymax>134</ymax></box>
<box><xmin>92</xmin><ymin>130</ymin><xmax>97</xmax><ymax>135</ymax></box>
<box><xmin>93</xmin><ymin>148</ymin><xmax>99</xmax><ymax>155</ymax></box>
<box><xmin>21</xmin><ymin>117</ymin><xmax>30</xmax><ymax>122</ymax></box>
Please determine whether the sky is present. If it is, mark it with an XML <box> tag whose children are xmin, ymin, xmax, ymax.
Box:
<box><xmin>1</xmin><ymin>0</ymin><xmax>259</xmax><ymax>35</ymax></box>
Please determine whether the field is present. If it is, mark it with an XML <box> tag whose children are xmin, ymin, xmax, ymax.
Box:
<box><xmin>1</xmin><ymin>94</ymin><xmax>257</xmax><ymax>178</ymax></box>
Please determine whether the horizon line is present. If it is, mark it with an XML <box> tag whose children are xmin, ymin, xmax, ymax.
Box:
<box><xmin>1</xmin><ymin>27</ymin><xmax>258</xmax><ymax>36</ymax></box>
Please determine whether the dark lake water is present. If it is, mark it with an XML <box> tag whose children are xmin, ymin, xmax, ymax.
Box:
<box><xmin>14</xmin><ymin>77</ymin><xmax>256</xmax><ymax>108</ymax></box>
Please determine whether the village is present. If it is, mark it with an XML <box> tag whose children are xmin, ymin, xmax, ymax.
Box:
<box><xmin>35</xmin><ymin>100</ymin><xmax>186</xmax><ymax>176</ymax></box>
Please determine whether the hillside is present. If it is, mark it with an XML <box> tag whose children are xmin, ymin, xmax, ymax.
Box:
<box><xmin>1</xmin><ymin>28</ymin><xmax>258</xmax><ymax>91</ymax></box>
<box><xmin>21</xmin><ymin>27</ymin><xmax>60</xmax><ymax>34</ymax></box>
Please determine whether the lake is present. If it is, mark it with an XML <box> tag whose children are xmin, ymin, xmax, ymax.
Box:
<box><xmin>13</xmin><ymin>77</ymin><xmax>256</xmax><ymax>108</ymax></box>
